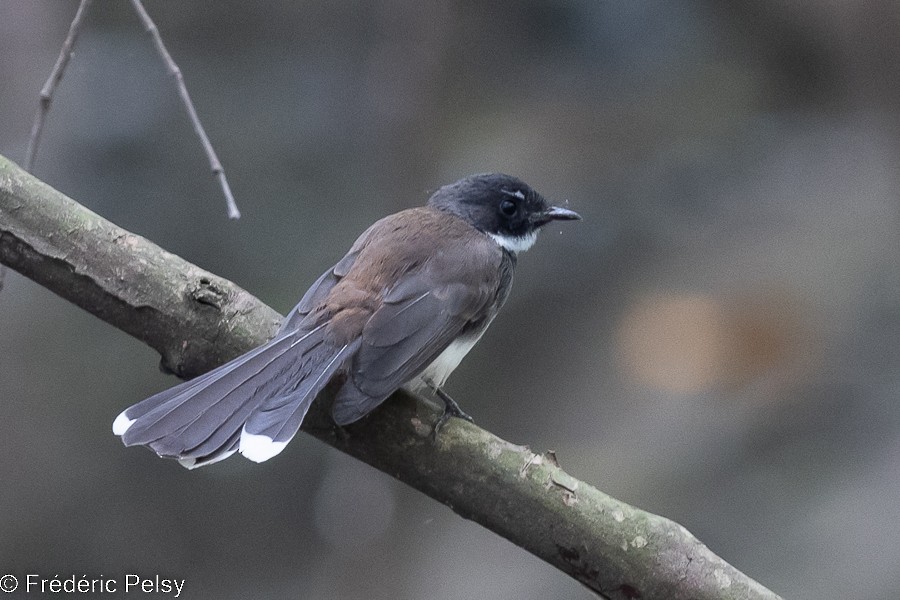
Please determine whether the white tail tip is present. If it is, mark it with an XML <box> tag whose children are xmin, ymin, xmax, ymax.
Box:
<box><xmin>239</xmin><ymin>429</ymin><xmax>287</xmax><ymax>463</ymax></box>
<box><xmin>179</xmin><ymin>448</ymin><xmax>237</xmax><ymax>470</ymax></box>
<box><xmin>112</xmin><ymin>411</ymin><xmax>136</xmax><ymax>436</ymax></box>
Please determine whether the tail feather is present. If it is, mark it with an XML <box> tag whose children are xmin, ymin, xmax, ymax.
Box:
<box><xmin>121</xmin><ymin>331</ymin><xmax>301</xmax><ymax>449</ymax></box>
<box><xmin>178</xmin><ymin>430</ymin><xmax>240</xmax><ymax>470</ymax></box>
<box><xmin>141</xmin><ymin>338</ymin><xmax>300</xmax><ymax>457</ymax></box>
<box><xmin>113</xmin><ymin>323</ymin><xmax>348</xmax><ymax>467</ymax></box>
<box><xmin>239</xmin><ymin>339</ymin><xmax>359</xmax><ymax>462</ymax></box>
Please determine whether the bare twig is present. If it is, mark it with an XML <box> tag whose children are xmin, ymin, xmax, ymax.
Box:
<box><xmin>24</xmin><ymin>0</ymin><xmax>239</xmax><ymax>219</ymax></box>
<box><xmin>0</xmin><ymin>154</ymin><xmax>783</xmax><ymax>600</ymax></box>
<box><xmin>24</xmin><ymin>0</ymin><xmax>93</xmax><ymax>172</ymax></box>
<box><xmin>129</xmin><ymin>0</ymin><xmax>241</xmax><ymax>220</ymax></box>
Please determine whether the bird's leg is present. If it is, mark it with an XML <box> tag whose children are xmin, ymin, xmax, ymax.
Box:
<box><xmin>430</xmin><ymin>385</ymin><xmax>474</xmax><ymax>439</ymax></box>
<box><xmin>332</xmin><ymin>422</ymin><xmax>350</xmax><ymax>444</ymax></box>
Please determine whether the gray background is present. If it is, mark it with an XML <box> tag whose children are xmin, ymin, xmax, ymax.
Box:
<box><xmin>2</xmin><ymin>1</ymin><xmax>900</xmax><ymax>599</ymax></box>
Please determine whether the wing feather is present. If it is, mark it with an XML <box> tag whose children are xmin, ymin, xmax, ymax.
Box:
<box><xmin>331</xmin><ymin>240</ymin><xmax>508</xmax><ymax>423</ymax></box>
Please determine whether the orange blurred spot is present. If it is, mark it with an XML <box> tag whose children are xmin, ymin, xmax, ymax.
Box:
<box><xmin>616</xmin><ymin>289</ymin><xmax>818</xmax><ymax>394</ymax></box>
<box><xmin>617</xmin><ymin>293</ymin><xmax>727</xmax><ymax>393</ymax></box>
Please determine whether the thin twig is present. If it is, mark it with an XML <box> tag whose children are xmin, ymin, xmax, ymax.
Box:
<box><xmin>129</xmin><ymin>0</ymin><xmax>241</xmax><ymax>220</ymax></box>
<box><xmin>24</xmin><ymin>0</ymin><xmax>93</xmax><ymax>172</ymax></box>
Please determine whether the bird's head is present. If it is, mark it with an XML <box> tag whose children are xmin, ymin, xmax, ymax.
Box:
<box><xmin>428</xmin><ymin>173</ymin><xmax>581</xmax><ymax>253</ymax></box>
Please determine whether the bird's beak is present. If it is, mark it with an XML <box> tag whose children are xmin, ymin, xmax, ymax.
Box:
<box><xmin>537</xmin><ymin>205</ymin><xmax>582</xmax><ymax>225</ymax></box>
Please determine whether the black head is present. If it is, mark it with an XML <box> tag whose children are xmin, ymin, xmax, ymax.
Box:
<box><xmin>427</xmin><ymin>173</ymin><xmax>581</xmax><ymax>252</ymax></box>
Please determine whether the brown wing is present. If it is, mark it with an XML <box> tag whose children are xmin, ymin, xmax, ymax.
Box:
<box><xmin>276</xmin><ymin>218</ymin><xmax>383</xmax><ymax>334</ymax></box>
<box><xmin>328</xmin><ymin>208</ymin><xmax>508</xmax><ymax>424</ymax></box>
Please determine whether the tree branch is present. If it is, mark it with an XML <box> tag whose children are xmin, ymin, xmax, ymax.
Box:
<box><xmin>0</xmin><ymin>155</ymin><xmax>275</xmax><ymax>376</ymax></box>
<box><xmin>24</xmin><ymin>0</ymin><xmax>93</xmax><ymax>172</ymax></box>
<box><xmin>24</xmin><ymin>0</ymin><xmax>239</xmax><ymax>219</ymax></box>
<box><xmin>0</xmin><ymin>154</ymin><xmax>783</xmax><ymax>600</ymax></box>
<box><xmin>130</xmin><ymin>0</ymin><xmax>241</xmax><ymax>220</ymax></box>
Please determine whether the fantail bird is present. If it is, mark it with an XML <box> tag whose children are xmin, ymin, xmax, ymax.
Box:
<box><xmin>113</xmin><ymin>173</ymin><xmax>580</xmax><ymax>468</ymax></box>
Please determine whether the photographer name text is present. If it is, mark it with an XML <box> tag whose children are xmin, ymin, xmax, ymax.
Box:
<box><xmin>0</xmin><ymin>574</ymin><xmax>184</xmax><ymax>597</ymax></box>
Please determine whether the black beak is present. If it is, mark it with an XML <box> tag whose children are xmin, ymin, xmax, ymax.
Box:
<box><xmin>536</xmin><ymin>205</ymin><xmax>582</xmax><ymax>226</ymax></box>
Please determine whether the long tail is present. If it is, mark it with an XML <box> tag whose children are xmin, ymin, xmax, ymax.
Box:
<box><xmin>113</xmin><ymin>324</ymin><xmax>355</xmax><ymax>469</ymax></box>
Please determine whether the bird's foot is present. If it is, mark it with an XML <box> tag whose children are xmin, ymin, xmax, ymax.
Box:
<box><xmin>332</xmin><ymin>422</ymin><xmax>350</xmax><ymax>443</ymax></box>
<box><xmin>431</xmin><ymin>387</ymin><xmax>473</xmax><ymax>440</ymax></box>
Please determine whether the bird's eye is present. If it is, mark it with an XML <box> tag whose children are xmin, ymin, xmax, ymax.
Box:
<box><xmin>499</xmin><ymin>199</ymin><xmax>517</xmax><ymax>216</ymax></box>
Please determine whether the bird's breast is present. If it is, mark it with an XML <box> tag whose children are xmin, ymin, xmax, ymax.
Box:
<box><xmin>414</xmin><ymin>330</ymin><xmax>486</xmax><ymax>390</ymax></box>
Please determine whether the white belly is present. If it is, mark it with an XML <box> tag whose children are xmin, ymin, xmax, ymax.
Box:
<box><xmin>413</xmin><ymin>333</ymin><xmax>484</xmax><ymax>390</ymax></box>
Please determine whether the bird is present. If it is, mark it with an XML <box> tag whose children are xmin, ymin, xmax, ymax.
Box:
<box><xmin>113</xmin><ymin>173</ymin><xmax>581</xmax><ymax>468</ymax></box>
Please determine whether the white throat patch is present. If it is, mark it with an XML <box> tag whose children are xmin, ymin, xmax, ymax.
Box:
<box><xmin>488</xmin><ymin>230</ymin><xmax>538</xmax><ymax>253</ymax></box>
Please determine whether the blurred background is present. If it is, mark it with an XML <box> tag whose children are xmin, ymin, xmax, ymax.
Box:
<box><xmin>2</xmin><ymin>1</ymin><xmax>899</xmax><ymax>598</ymax></box>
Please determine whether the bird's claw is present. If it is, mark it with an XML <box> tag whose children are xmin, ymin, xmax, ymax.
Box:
<box><xmin>431</xmin><ymin>387</ymin><xmax>473</xmax><ymax>440</ymax></box>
